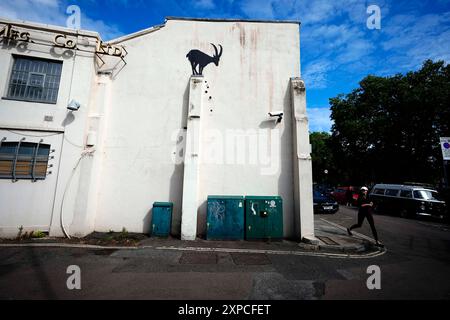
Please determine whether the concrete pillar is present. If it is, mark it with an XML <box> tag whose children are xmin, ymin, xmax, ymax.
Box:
<box><xmin>290</xmin><ymin>77</ymin><xmax>318</xmax><ymax>244</ymax></box>
<box><xmin>181</xmin><ymin>76</ymin><xmax>204</xmax><ymax>240</ymax></box>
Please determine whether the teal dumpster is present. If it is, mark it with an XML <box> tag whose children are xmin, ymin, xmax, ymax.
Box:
<box><xmin>207</xmin><ymin>196</ymin><xmax>245</xmax><ymax>240</ymax></box>
<box><xmin>245</xmin><ymin>196</ymin><xmax>283</xmax><ymax>240</ymax></box>
<box><xmin>151</xmin><ymin>202</ymin><xmax>173</xmax><ymax>237</ymax></box>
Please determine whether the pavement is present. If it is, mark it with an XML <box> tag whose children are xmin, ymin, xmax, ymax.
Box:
<box><xmin>0</xmin><ymin>211</ymin><xmax>384</xmax><ymax>258</ymax></box>
<box><xmin>2</xmin><ymin>206</ymin><xmax>449</xmax><ymax>300</ymax></box>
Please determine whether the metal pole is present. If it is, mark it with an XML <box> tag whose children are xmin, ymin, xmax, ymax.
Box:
<box><xmin>444</xmin><ymin>160</ymin><xmax>449</xmax><ymax>189</ymax></box>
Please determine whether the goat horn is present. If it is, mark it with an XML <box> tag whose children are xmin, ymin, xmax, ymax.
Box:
<box><xmin>211</xmin><ymin>43</ymin><xmax>219</xmax><ymax>57</ymax></box>
<box><xmin>218</xmin><ymin>44</ymin><xmax>223</xmax><ymax>58</ymax></box>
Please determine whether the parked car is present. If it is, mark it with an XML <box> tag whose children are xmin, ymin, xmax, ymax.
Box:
<box><xmin>369</xmin><ymin>184</ymin><xmax>447</xmax><ymax>219</ymax></box>
<box><xmin>313</xmin><ymin>190</ymin><xmax>339</xmax><ymax>214</ymax></box>
<box><xmin>330</xmin><ymin>187</ymin><xmax>359</xmax><ymax>206</ymax></box>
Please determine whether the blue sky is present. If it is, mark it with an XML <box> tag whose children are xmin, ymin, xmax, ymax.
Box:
<box><xmin>1</xmin><ymin>0</ymin><xmax>449</xmax><ymax>132</ymax></box>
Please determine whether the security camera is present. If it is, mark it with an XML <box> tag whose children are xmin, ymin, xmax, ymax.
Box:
<box><xmin>67</xmin><ymin>100</ymin><xmax>81</xmax><ymax>111</ymax></box>
<box><xmin>269</xmin><ymin>111</ymin><xmax>284</xmax><ymax>117</ymax></box>
<box><xmin>269</xmin><ymin>111</ymin><xmax>284</xmax><ymax>123</ymax></box>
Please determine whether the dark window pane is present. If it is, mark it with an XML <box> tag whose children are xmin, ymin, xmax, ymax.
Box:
<box><xmin>385</xmin><ymin>189</ymin><xmax>399</xmax><ymax>196</ymax></box>
<box><xmin>400</xmin><ymin>190</ymin><xmax>412</xmax><ymax>198</ymax></box>
<box><xmin>7</xmin><ymin>56</ymin><xmax>62</xmax><ymax>103</ymax></box>
<box><xmin>414</xmin><ymin>191</ymin><xmax>424</xmax><ymax>199</ymax></box>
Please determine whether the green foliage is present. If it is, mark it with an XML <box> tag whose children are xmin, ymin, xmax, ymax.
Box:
<box><xmin>15</xmin><ymin>227</ymin><xmax>46</xmax><ymax>240</ymax></box>
<box><xmin>329</xmin><ymin>60</ymin><xmax>450</xmax><ymax>186</ymax></box>
<box><xmin>31</xmin><ymin>231</ymin><xmax>46</xmax><ymax>239</ymax></box>
<box><xmin>105</xmin><ymin>228</ymin><xmax>130</xmax><ymax>241</ymax></box>
<box><xmin>310</xmin><ymin>132</ymin><xmax>337</xmax><ymax>185</ymax></box>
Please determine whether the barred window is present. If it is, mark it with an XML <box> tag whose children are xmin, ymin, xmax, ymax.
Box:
<box><xmin>6</xmin><ymin>56</ymin><xmax>63</xmax><ymax>104</ymax></box>
<box><xmin>0</xmin><ymin>140</ymin><xmax>51</xmax><ymax>181</ymax></box>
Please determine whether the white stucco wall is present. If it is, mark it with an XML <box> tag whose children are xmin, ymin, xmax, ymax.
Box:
<box><xmin>0</xmin><ymin>19</ymin><xmax>98</xmax><ymax>237</ymax></box>
<box><xmin>94</xmin><ymin>18</ymin><xmax>301</xmax><ymax>238</ymax></box>
<box><xmin>0</xmin><ymin>18</ymin><xmax>312</xmax><ymax>240</ymax></box>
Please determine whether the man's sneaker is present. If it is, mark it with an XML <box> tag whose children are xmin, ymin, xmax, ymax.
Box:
<box><xmin>347</xmin><ymin>228</ymin><xmax>353</xmax><ymax>236</ymax></box>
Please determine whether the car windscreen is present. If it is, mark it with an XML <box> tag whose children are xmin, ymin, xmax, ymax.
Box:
<box><xmin>413</xmin><ymin>190</ymin><xmax>443</xmax><ymax>201</ymax></box>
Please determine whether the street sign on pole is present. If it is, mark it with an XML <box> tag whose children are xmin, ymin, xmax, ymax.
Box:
<box><xmin>440</xmin><ymin>137</ymin><xmax>450</xmax><ymax>161</ymax></box>
<box><xmin>441</xmin><ymin>137</ymin><xmax>450</xmax><ymax>188</ymax></box>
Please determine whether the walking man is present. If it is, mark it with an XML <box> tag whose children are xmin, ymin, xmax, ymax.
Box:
<box><xmin>347</xmin><ymin>187</ymin><xmax>384</xmax><ymax>247</ymax></box>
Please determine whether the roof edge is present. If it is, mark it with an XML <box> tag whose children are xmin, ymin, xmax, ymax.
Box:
<box><xmin>166</xmin><ymin>16</ymin><xmax>301</xmax><ymax>25</ymax></box>
<box><xmin>0</xmin><ymin>17</ymin><xmax>101</xmax><ymax>39</ymax></box>
<box><xmin>107</xmin><ymin>23</ymin><xmax>165</xmax><ymax>44</ymax></box>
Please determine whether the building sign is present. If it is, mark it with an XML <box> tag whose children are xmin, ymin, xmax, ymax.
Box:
<box><xmin>0</xmin><ymin>24</ymin><xmax>31</xmax><ymax>42</ymax></box>
<box><xmin>1</xmin><ymin>24</ymin><xmax>125</xmax><ymax>58</ymax></box>
<box><xmin>440</xmin><ymin>137</ymin><xmax>450</xmax><ymax>161</ymax></box>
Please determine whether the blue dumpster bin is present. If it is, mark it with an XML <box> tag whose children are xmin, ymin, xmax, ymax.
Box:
<box><xmin>151</xmin><ymin>202</ymin><xmax>173</xmax><ymax>237</ymax></box>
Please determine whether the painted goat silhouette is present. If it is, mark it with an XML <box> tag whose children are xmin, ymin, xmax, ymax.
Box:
<box><xmin>186</xmin><ymin>44</ymin><xmax>223</xmax><ymax>76</ymax></box>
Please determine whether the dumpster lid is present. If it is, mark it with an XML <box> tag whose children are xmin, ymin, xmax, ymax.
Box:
<box><xmin>245</xmin><ymin>196</ymin><xmax>282</xmax><ymax>200</ymax></box>
<box><xmin>153</xmin><ymin>202</ymin><xmax>173</xmax><ymax>207</ymax></box>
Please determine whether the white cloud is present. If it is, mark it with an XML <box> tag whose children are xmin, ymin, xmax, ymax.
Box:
<box><xmin>0</xmin><ymin>0</ymin><xmax>124</xmax><ymax>40</ymax></box>
<box><xmin>239</xmin><ymin>0</ymin><xmax>274</xmax><ymax>19</ymax></box>
<box><xmin>381</xmin><ymin>11</ymin><xmax>450</xmax><ymax>69</ymax></box>
<box><xmin>307</xmin><ymin>107</ymin><xmax>333</xmax><ymax>133</ymax></box>
<box><xmin>193</xmin><ymin>0</ymin><xmax>216</xmax><ymax>10</ymax></box>
<box><xmin>302</xmin><ymin>59</ymin><xmax>332</xmax><ymax>89</ymax></box>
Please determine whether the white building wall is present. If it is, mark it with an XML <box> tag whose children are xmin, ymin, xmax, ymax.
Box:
<box><xmin>0</xmin><ymin>19</ymin><xmax>99</xmax><ymax>237</ymax></box>
<box><xmin>94</xmin><ymin>19</ymin><xmax>302</xmax><ymax>238</ymax></box>
<box><xmin>0</xmin><ymin>18</ymin><xmax>313</xmax><ymax>240</ymax></box>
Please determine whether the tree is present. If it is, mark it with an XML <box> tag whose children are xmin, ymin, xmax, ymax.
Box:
<box><xmin>329</xmin><ymin>60</ymin><xmax>450</xmax><ymax>187</ymax></box>
<box><xmin>310</xmin><ymin>132</ymin><xmax>337</xmax><ymax>185</ymax></box>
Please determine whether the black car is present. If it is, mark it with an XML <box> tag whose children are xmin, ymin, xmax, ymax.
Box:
<box><xmin>313</xmin><ymin>190</ymin><xmax>339</xmax><ymax>214</ymax></box>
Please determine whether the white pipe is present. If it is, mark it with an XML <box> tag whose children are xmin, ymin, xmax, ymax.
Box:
<box><xmin>60</xmin><ymin>149</ymin><xmax>95</xmax><ymax>239</ymax></box>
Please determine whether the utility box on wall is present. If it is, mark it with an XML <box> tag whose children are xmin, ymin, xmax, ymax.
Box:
<box><xmin>206</xmin><ymin>196</ymin><xmax>245</xmax><ymax>240</ymax></box>
<box><xmin>151</xmin><ymin>202</ymin><xmax>173</xmax><ymax>237</ymax></box>
<box><xmin>245</xmin><ymin>196</ymin><xmax>283</xmax><ymax>240</ymax></box>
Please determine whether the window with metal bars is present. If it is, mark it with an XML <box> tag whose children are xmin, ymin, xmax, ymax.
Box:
<box><xmin>0</xmin><ymin>140</ymin><xmax>51</xmax><ymax>181</ymax></box>
<box><xmin>5</xmin><ymin>56</ymin><xmax>63</xmax><ymax>104</ymax></box>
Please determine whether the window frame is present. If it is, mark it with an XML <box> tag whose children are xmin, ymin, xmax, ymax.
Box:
<box><xmin>3</xmin><ymin>55</ymin><xmax>63</xmax><ymax>105</ymax></box>
<box><xmin>0</xmin><ymin>139</ymin><xmax>51</xmax><ymax>181</ymax></box>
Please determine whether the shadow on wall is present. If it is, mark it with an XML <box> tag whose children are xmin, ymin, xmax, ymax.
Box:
<box><xmin>171</xmin><ymin>79</ymin><xmax>189</xmax><ymax>235</ymax></box>
<box><xmin>61</xmin><ymin>112</ymin><xmax>75</xmax><ymax>127</ymax></box>
<box><xmin>141</xmin><ymin>165</ymin><xmax>185</xmax><ymax>237</ymax></box>
<box><xmin>278</xmin><ymin>82</ymin><xmax>297</xmax><ymax>240</ymax></box>
<box><xmin>169</xmin><ymin>164</ymin><xmax>184</xmax><ymax>237</ymax></box>
<box><xmin>181</xmin><ymin>81</ymin><xmax>190</xmax><ymax>129</ymax></box>
<box><xmin>142</xmin><ymin>207</ymin><xmax>152</xmax><ymax>235</ymax></box>
<box><xmin>1</xmin><ymin>40</ymin><xmax>75</xmax><ymax>59</ymax></box>
<box><xmin>196</xmin><ymin>200</ymin><xmax>208</xmax><ymax>239</ymax></box>
<box><xmin>259</xmin><ymin>119</ymin><xmax>278</xmax><ymax>130</ymax></box>
<box><xmin>142</xmin><ymin>78</ymin><xmax>190</xmax><ymax>236</ymax></box>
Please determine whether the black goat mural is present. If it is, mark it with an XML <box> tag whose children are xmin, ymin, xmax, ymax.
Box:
<box><xmin>186</xmin><ymin>44</ymin><xmax>223</xmax><ymax>76</ymax></box>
